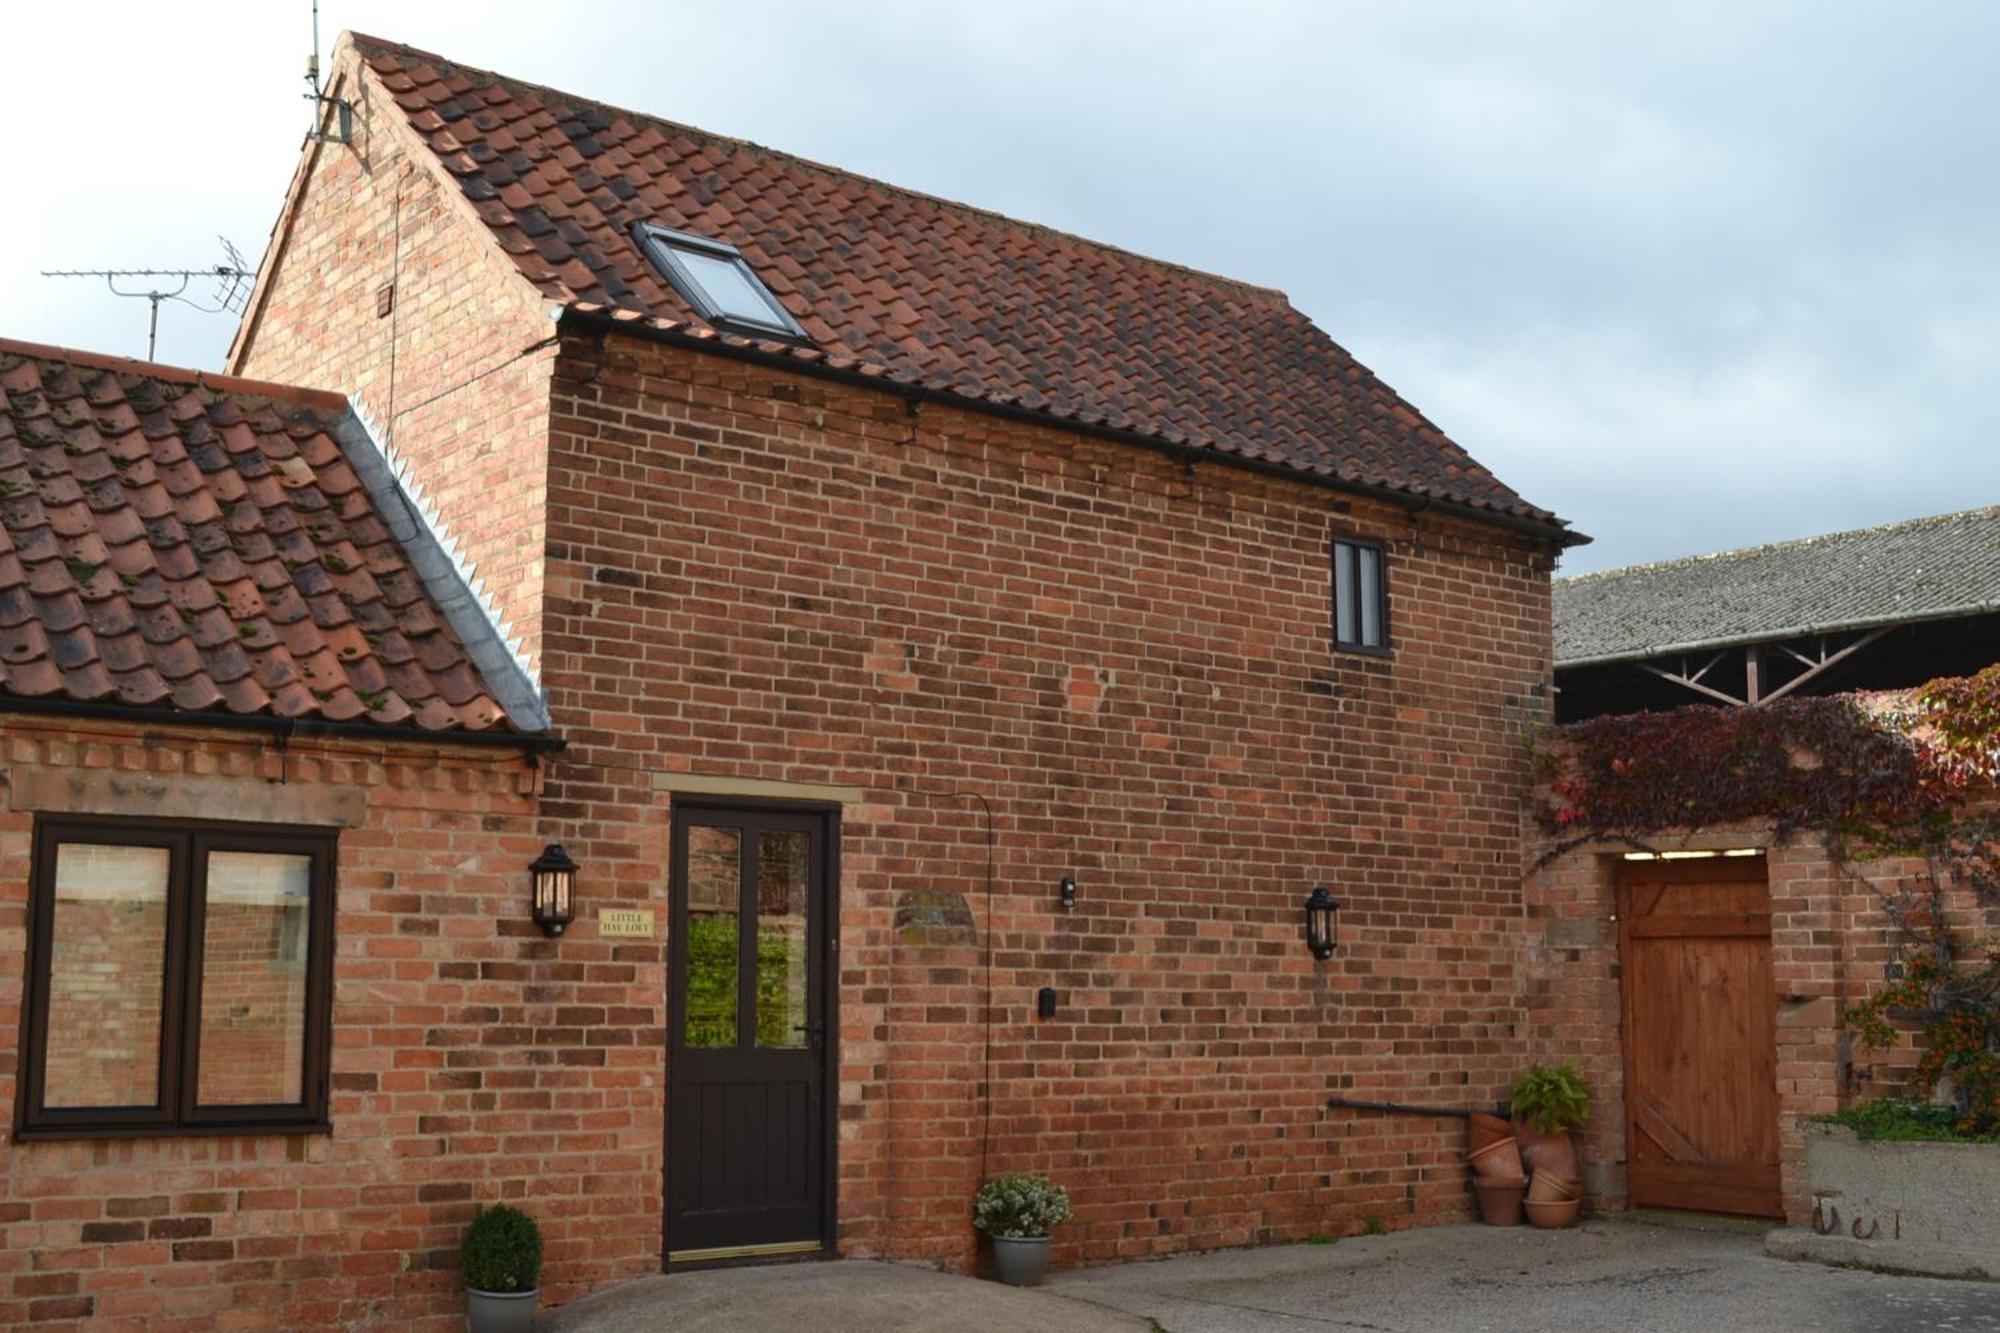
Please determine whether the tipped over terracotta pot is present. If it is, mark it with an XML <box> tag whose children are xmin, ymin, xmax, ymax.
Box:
<box><xmin>1468</xmin><ymin>1138</ymin><xmax>1526</xmax><ymax>1183</ymax></box>
<box><xmin>1467</xmin><ymin>1112</ymin><xmax>1512</xmax><ymax>1154</ymax></box>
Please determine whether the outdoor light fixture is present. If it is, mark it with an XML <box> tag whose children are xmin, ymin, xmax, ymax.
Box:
<box><xmin>530</xmin><ymin>843</ymin><xmax>579</xmax><ymax>937</ymax></box>
<box><xmin>1059</xmin><ymin>875</ymin><xmax>1077</xmax><ymax>911</ymax></box>
<box><xmin>1304</xmin><ymin>885</ymin><xmax>1340</xmax><ymax>961</ymax></box>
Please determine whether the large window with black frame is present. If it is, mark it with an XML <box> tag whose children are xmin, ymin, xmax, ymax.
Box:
<box><xmin>14</xmin><ymin>818</ymin><xmax>336</xmax><ymax>1138</ymax></box>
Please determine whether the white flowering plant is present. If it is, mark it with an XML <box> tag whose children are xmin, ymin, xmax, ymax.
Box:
<box><xmin>972</xmin><ymin>1172</ymin><xmax>1074</xmax><ymax>1239</ymax></box>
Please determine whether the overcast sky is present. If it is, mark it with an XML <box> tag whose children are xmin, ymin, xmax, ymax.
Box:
<box><xmin>3</xmin><ymin>2</ymin><xmax>1995</xmax><ymax>573</ymax></box>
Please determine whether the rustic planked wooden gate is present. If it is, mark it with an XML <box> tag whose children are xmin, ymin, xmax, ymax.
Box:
<box><xmin>1617</xmin><ymin>854</ymin><xmax>1783</xmax><ymax>1218</ymax></box>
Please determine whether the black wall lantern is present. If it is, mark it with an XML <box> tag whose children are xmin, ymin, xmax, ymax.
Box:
<box><xmin>1304</xmin><ymin>885</ymin><xmax>1340</xmax><ymax>960</ymax></box>
<box><xmin>530</xmin><ymin>843</ymin><xmax>579</xmax><ymax>937</ymax></box>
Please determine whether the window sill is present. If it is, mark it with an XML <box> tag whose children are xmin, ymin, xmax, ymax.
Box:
<box><xmin>1333</xmin><ymin>642</ymin><xmax>1396</xmax><ymax>661</ymax></box>
<box><xmin>11</xmin><ymin>1119</ymin><xmax>331</xmax><ymax>1143</ymax></box>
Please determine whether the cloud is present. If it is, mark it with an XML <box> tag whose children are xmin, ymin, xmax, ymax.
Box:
<box><xmin>1</xmin><ymin>1</ymin><xmax>1994</xmax><ymax>573</ymax></box>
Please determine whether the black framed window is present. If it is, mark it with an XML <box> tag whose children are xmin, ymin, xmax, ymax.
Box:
<box><xmin>15</xmin><ymin>818</ymin><xmax>336</xmax><ymax>1138</ymax></box>
<box><xmin>634</xmin><ymin>222</ymin><xmax>810</xmax><ymax>341</ymax></box>
<box><xmin>1332</xmin><ymin>538</ymin><xmax>1390</xmax><ymax>652</ymax></box>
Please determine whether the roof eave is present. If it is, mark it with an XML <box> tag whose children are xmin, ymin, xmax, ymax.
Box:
<box><xmin>1555</xmin><ymin>599</ymin><xmax>2000</xmax><ymax>670</ymax></box>
<box><xmin>556</xmin><ymin>304</ymin><xmax>1589</xmax><ymax>550</ymax></box>
<box><xmin>0</xmin><ymin>692</ymin><xmax>565</xmax><ymax>754</ymax></box>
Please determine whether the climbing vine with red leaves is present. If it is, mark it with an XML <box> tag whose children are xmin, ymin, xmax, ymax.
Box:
<box><xmin>1539</xmin><ymin>694</ymin><xmax>1957</xmax><ymax>846</ymax></box>
<box><xmin>1845</xmin><ymin>948</ymin><xmax>2000</xmax><ymax>1135</ymax></box>
<box><xmin>1537</xmin><ymin>664</ymin><xmax>2000</xmax><ymax>1135</ymax></box>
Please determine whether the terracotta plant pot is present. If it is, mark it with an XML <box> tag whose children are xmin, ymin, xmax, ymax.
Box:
<box><xmin>1527</xmin><ymin>1172</ymin><xmax>1579</xmax><ymax>1203</ymax></box>
<box><xmin>1467</xmin><ymin>1137</ymin><xmax>1526</xmax><ymax>1182</ymax></box>
<box><xmin>1471</xmin><ymin>1178</ymin><xmax>1526</xmax><ymax>1226</ymax></box>
<box><xmin>1524</xmin><ymin>1197</ymin><xmax>1581</xmax><ymax>1229</ymax></box>
<box><xmin>1467</xmin><ymin>1112</ymin><xmax>1512</xmax><ymax>1154</ymax></box>
<box><xmin>1512</xmin><ymin>1116</ymin><xmax>1579</xmax><ymax>1180</ymax></box>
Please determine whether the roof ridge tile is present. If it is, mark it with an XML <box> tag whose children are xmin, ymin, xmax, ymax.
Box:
<box><xmin>1558</xmin><ymin>504</ymin><xmax>2000</xmax><ymax>587</ymax></box>
<box><xmin>0</xmin><ymin>337</ymin><xmax>346</xmax><ymax>417</ymax></box>
<box><xmin>359</xmin><ymin>31</ymin><xmax>1264</xmax><ymax>297</ymax></box>
<box><xmin>335</xmin><ymin>31</ymin><xmax>1569</xmax><ymax>537</ymax></box>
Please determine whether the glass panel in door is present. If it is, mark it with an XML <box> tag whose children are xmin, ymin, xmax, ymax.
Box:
<box><xmin>755</xmin><ymin>830</ymin><xmax>810</xmax><ymax>1048</ymax></box>
<box><xmin>683</xmin><ymin>826</ymin><xmax>742</xmax><ymax>1048</ymax></box>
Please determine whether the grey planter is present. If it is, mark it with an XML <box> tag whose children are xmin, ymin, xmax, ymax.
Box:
<box><xmin>990</xmin><ymin>1235</ymin><xmax>1053</xmax><ymax>1286</ymax></box>
<box><xmin>467</xmin><ymin>1287</ymin><xmax>538</xmax><ymax>1333</ymax></box>
<box><xmin>1763</xmin><ymin>1124</ymin><xmax>2000</xmax><ymax>1280</ymax></box>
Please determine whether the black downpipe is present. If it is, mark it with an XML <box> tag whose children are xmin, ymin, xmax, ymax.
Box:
<box><xmin>1325</xmin><ymin>1096</ymin><xmax>1508</xmax><ymax>1120</ymax></box>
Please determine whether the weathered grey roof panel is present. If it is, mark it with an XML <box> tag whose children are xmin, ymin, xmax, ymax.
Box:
<box><xmin>1555</xmin><ymin>506</ymin><xmax>2000</xmax><ymax>667</ymax></box>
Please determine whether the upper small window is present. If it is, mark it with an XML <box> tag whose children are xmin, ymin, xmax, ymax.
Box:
<box><xmin>635</xmin><ymin>223</ymin><xmax>808</xmax><ymax>340</ymax></box>
<box><xmin>1332</xmin><ymin>538</ymin><xmax>1389</xmax><ymax>652</ymax></box>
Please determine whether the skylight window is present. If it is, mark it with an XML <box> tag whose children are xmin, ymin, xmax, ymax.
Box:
<box><xmin>634</xmin><ymin>224</ymin><xmax>807</xmax><ymax>340</ymax></box>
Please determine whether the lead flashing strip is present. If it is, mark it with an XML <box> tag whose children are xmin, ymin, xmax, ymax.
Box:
<box><xmin>336</xmin><ymin>399</ymin><xmax>550</xmax><ymax>733</ymax></box>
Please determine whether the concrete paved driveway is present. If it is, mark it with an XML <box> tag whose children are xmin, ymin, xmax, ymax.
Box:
<box><xmin>542</xmin><ymin>1216</ymin><xmax>1999</xmax><ymax>1332</ymax></box>
<box><xmin>538</xmin><ymin>1256</ymin><xmax>1148</xmax><ymax>1333</ymax></box>
<box><xmin>1048</xmin><ymin>1215</ymin><xmax>2000</xmax><ymax>1333</ymax></box>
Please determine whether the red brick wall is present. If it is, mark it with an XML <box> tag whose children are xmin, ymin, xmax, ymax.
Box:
<box><xmin>0</xmin><ymin>718</ymin><xmax>660</xmax><ymax>1331</ymax></box>
<box><xmin>537</xmin><ymin>329</ymin><xmax>1556</xmax><ymax>1268</ymax></box>
<box><xmin>1526</xmin><ymin>821</ymin><xmax>2000</xmax><ymax>1223</ymax></box>
<box><xmin>229</xmin><ymin>51</ymin><xmax>557</xmax><ymax>675</ymax></box>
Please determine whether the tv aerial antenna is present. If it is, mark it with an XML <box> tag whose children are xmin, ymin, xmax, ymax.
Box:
<box><xmin>40</xmin><ymin>237</ymin><xmax>256</xmax><ymax>362</ymax></box>
<box><xmin>303</xmin><ymin>0</ymin><xmax>353</xmax><ymax>145</ymax></box>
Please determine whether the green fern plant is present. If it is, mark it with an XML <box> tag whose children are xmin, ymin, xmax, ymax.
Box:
<box><xmin>1510</xmin><ymin>1063</ymin><xmax>1593</xmax><ymax>1133</ymax></box>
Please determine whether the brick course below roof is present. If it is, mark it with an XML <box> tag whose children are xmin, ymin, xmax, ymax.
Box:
<box><xmin>0</xmin><ymin>339</ymin><xmax>523</xmax><ymax>733</ymax></box>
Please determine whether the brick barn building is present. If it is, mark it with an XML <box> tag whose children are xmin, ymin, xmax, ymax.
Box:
<box><xmin>2</xmin><ymin>32</ymin><xmax>1580</xmax><ymax>1329</ymax></box>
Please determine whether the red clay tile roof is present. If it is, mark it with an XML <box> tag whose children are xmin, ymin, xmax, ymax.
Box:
<box><xmin>0</xmin><ymin>339</ymin><xmax>525</xmax><ymax>734</ymax></box>
<box><xmin>347</xmin><ymin>34</ymin><xmax>1569</xmax><ymax>536</ymax></box>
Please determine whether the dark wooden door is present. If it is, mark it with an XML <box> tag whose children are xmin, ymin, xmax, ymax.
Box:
<box><xmin>1618</xmin><ymin>855</ymin><xmax>1783</xmax><ymax>1218</ymax></box>
<box><xmin>667</xmin><ymin>805</ymin><xmax>834</xmax><ymax>1263</ymax></box>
